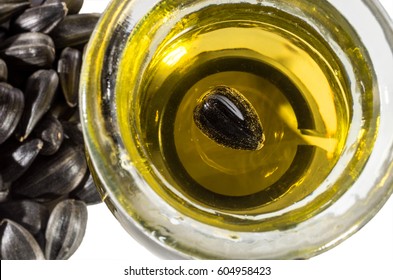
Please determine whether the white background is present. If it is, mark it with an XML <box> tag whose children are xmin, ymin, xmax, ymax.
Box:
<box><xmin>71</xmin><ymin>0</ymin><xmax>393</xmax><ymax>262</ymax></box>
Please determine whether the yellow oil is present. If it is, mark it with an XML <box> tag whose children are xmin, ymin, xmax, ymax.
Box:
<box><xmin>115</xmin><ymin>2</ymin><xmax>363</xmax><ymax>230</ymax></box>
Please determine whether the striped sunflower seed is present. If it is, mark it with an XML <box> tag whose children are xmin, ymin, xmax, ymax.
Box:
<box><xmin>11</xmin><ymin>140</ymin><xmax>88</xmax><ymax>200</ymax></box>
<box><xmin>33</xmin><ymin>113</ymin><xmax>64</xmax><ymax>155</ymax></box>
<box><xmin>45</xmin><ymin>199</ymin><xmax>87</xmax><ymax>260</ymax></box>
<box><xmin>0</xmin><ymin>2</ymin><xmax>30</xmax><ymax>25</ymax></box>
<box><xmin>49</xmin><ymin>13</ymin><xmax>100</xmax><ymax>49</ymax></box>
<box><xmin>62</xmin><ymin>120</ymin><xmax>84</xmax><ymax>146</ymax></box>
<box><xmin>0</xmin><ymin>199</ymin><xmax>49</xmax><ymax>236</ymax></box>
<box><xmin>0</xmin><ymin>58</ymin><xmax>7</xmax><ymax>82</ymax></box>
<box><xmin>0</xmin><ymin>32</ymin><xmax>56</xmax><ymax>68</ymax></box>
<box><xmin>30</xmin><ymin>0</ymin><xmax>46</xmax><ymax>6</ymax></box>
<box><xmin>0</xmin><ymin>138</ymin><xmax>43</xmax><ymax>184</ymax></box>
<box><xmin>17</xmin><ymin>69</ymin><xmax>59</xmax><ymax>141</ymax></box>
<box><xmin>12</xmin><ymin>1</ymin><xmax>68</xmax><ymax>34</ymax></box>
<box><xmin>0</xmin><ymin>174</ymin><xmax>9</xmax><ymax>202</ymax></box>
<box><xmin>0</xmin><ymin>26</ymin><xmax>7</xmax><ymax>42</ymax></box>
<box><xmin>45</xmin><ymin>0</ymin><xmax>84</xmax><ymax>15</ymax></box>
<box><xmin>0</xmin><ymin>219</ymin><xmax>45</xmax><ymax>260</ymax></box>
<box><xmin>0</xmin><ymin>82</ymin><xmax>24</xmax><ymax>144</ymax></box>
<box><xmin>70</xmin><ymin>173</ymin><xmax>101</xmax><ymax>205</ymax></box>
<box><xmin>57</xmin><ymin>47</ymin><xmax>82</xmax><ymax>107</ymax></box>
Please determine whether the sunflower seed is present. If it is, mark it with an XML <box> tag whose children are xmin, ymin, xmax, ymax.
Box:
<box><xmin>0</xmin><ymin>174</ymin><xmax>9</xmax><ymax>202</ymax></box>
<box><xmin>62</xmin><ymin>120</ymin><xmax>84</xmax><ymax>146</ymax></box>
<box><xmin>0</xmin><ymin>200</ymin><xmax>49</xmax><ymax>235</ymax></box>
<box><xmin>193</xmin><ymin>85</ymin><xmax>265</xmax><ymax>151</ymax></box>
<box><xmin>0</xmin><ymin>219</ymin><xmax>45</xmax><ymax>260</ymax></box>
<box><xmin>0</xmin><ymin>32</ymin><xmax>56</xmax><ymax>68</ymax></box>
<box><xmin>0</xmin><ymin>58</ymin><xmax>7</xmax><ymax>81</ymax></box>
<box><xmin>45</xmin><ymin>199</ymin><xmax>87</xmax><ymax>260</ymax></box>
<box><xmin>0</xmin><ymin>2</ymin><xmax>30</xmax><ymax>25</ymax></box>
<box><xmin>12</xmin><ymin>2</ymin><xmax>68</xmax><ymax>34</ymax></box>
<box><xmin>45</xmin><ymin>0</ymin><xmax>84</xmax><ymax>15</ymax></box>
<box><xmin>11</xmin><ymin>140</ymin><xmax>88</xmax><ymax>199</ymax></box>
<box><xmin>49</xmin><ymin>95</ymin><xmax>78</xmax><ymax>120</ymax></box>
<box><xmin>2</xmin><ymin>0</ymin><xmax>30</xmax><ymax>3</ymax></box>
<box><xmin>61</xmin><ymin>0</ymin><xmax>83</xmax><ymax>15</ymax></box>
<box><xmin>70</xmin><ymin>173</ymin><xmax>101</xmax><ymax>205</ymax></box>
<box><xmin>0</xmin><ymin>82</ymin><xmax>24</xmax><ymax>144</ymax></box>
<box><xmin>17</xmin><ymin>69</ymin><xmax>59</xmax><ymax>141</ymax></box>
<box><xmin>57</xmin><ymin>47</ymin><xmax>81</xmax><ymax>107</ymax></box>
<box><xmin>33</xmin><ymin>114</ymin><xmax>64</xmax><ymax>155</ymax></box>
<box><xmin>0</xmin><ymin>138</ymin><xmax>43</xmax><ymax>184</ymax></box>
<box><xmin>49</xmin><ymin>13</ymin><xmax>100</xmax><ymax>49</ymax></box>
<box><xmin>30</xmin><ymin>0</ymin><xmax>45</xmax><ymax>6</ymax></box>
<box><xmin>0</xmin><ymin>26</ymin><xmax>7</xmax><ymax>42</ymax></box>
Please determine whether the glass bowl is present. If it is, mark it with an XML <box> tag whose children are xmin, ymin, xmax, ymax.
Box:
<box><xmin>80</xmin><ymin>0</ymin><xmax>393</xmax><ymax>259</ymax></box>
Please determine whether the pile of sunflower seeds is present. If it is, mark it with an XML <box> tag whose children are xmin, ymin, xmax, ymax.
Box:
<box><xmin>0</xmin><ymin>0</ymin><xmax>102</xmax><ymax>260</ymax></box>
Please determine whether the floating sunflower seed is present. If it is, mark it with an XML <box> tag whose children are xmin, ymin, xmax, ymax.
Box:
<box><xmin>0</xmin><ymin>219</ymin><xmax>45</xmax><ymax>260</ymax></box>
<box><xmin>193</xmin><ymin>85</ymin><xmax>265</xmax><ymax>151</ymax></box>
<box><xmin>0</xmin><ymin>58</ymin><xmax>7</xmax><ymax>81</ymax></box>
<box><xmin>17</xmin><ymin>69</ymin><xmax>59</xmax><ymax>141</ymax></box>
<box><xmin>0</xmin><ymin>82</ymin><xmax>24</xmax><ymax>144</ymax></box>
<box><xmin>0</xmin><ymin>32</ymin><xmax>55</xmax><ymax>68</ymax></box>
<box><xmin>12</xmin><ymin>2</ymin><xmax>68</xmax><ymax>34</ymax></box>
<box><xmin>12</xmin><ymin>140</ymin><xmax>88</xmax><ymax>199</ymax></box>
<box><xmin>70</xmin><ymin>173</ymin><xmax>101</xmax><ymax>205</ymax></box>
<box><xmin>0</xmin><ymin>2</ymin><xmax>30</xmax><ymax>25</ymax></box>
<box><xmin>45</xmin><ymin>199</ymin><xmax>87</xmax><ymax>260</ymax></box>
<box><xmin>49</xmin><ymin>13</ymin><xmax>100</xmax><ymax>49</ymax></box>
<box><xmin>33</xmin><ymin>113</ymin><xmax>64</xmax><ymax>155</ymax></box>
<box><xmin>0</xmin><ymin>138</ymin><xmax>43</xmax><ymax>184</ymax></box>
<box><xmin>57</xmin><ymin>47</ymin><xmax>81</xmax><ymax>107</ymax></box>
<box><xmin>0</xmin><ymin>200</ymin><xmax>49</xmax><ymax>235</ymax></box>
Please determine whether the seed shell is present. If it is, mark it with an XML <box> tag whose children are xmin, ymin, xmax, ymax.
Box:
<box><xmin>0</xmin><ymin>219</ymin><xmax>45</xmax><ymax>260</ymax></box>
<box><xmin>45</xmin><ymin>199</ymin><xmax>87</xmax><ymax>260</ymax></box>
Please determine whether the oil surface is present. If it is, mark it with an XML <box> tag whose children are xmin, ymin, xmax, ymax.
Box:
<box><xmin>117</xmin><ymin>3</ymin><xmax>353</xmax><ymax>218</ymax></box>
